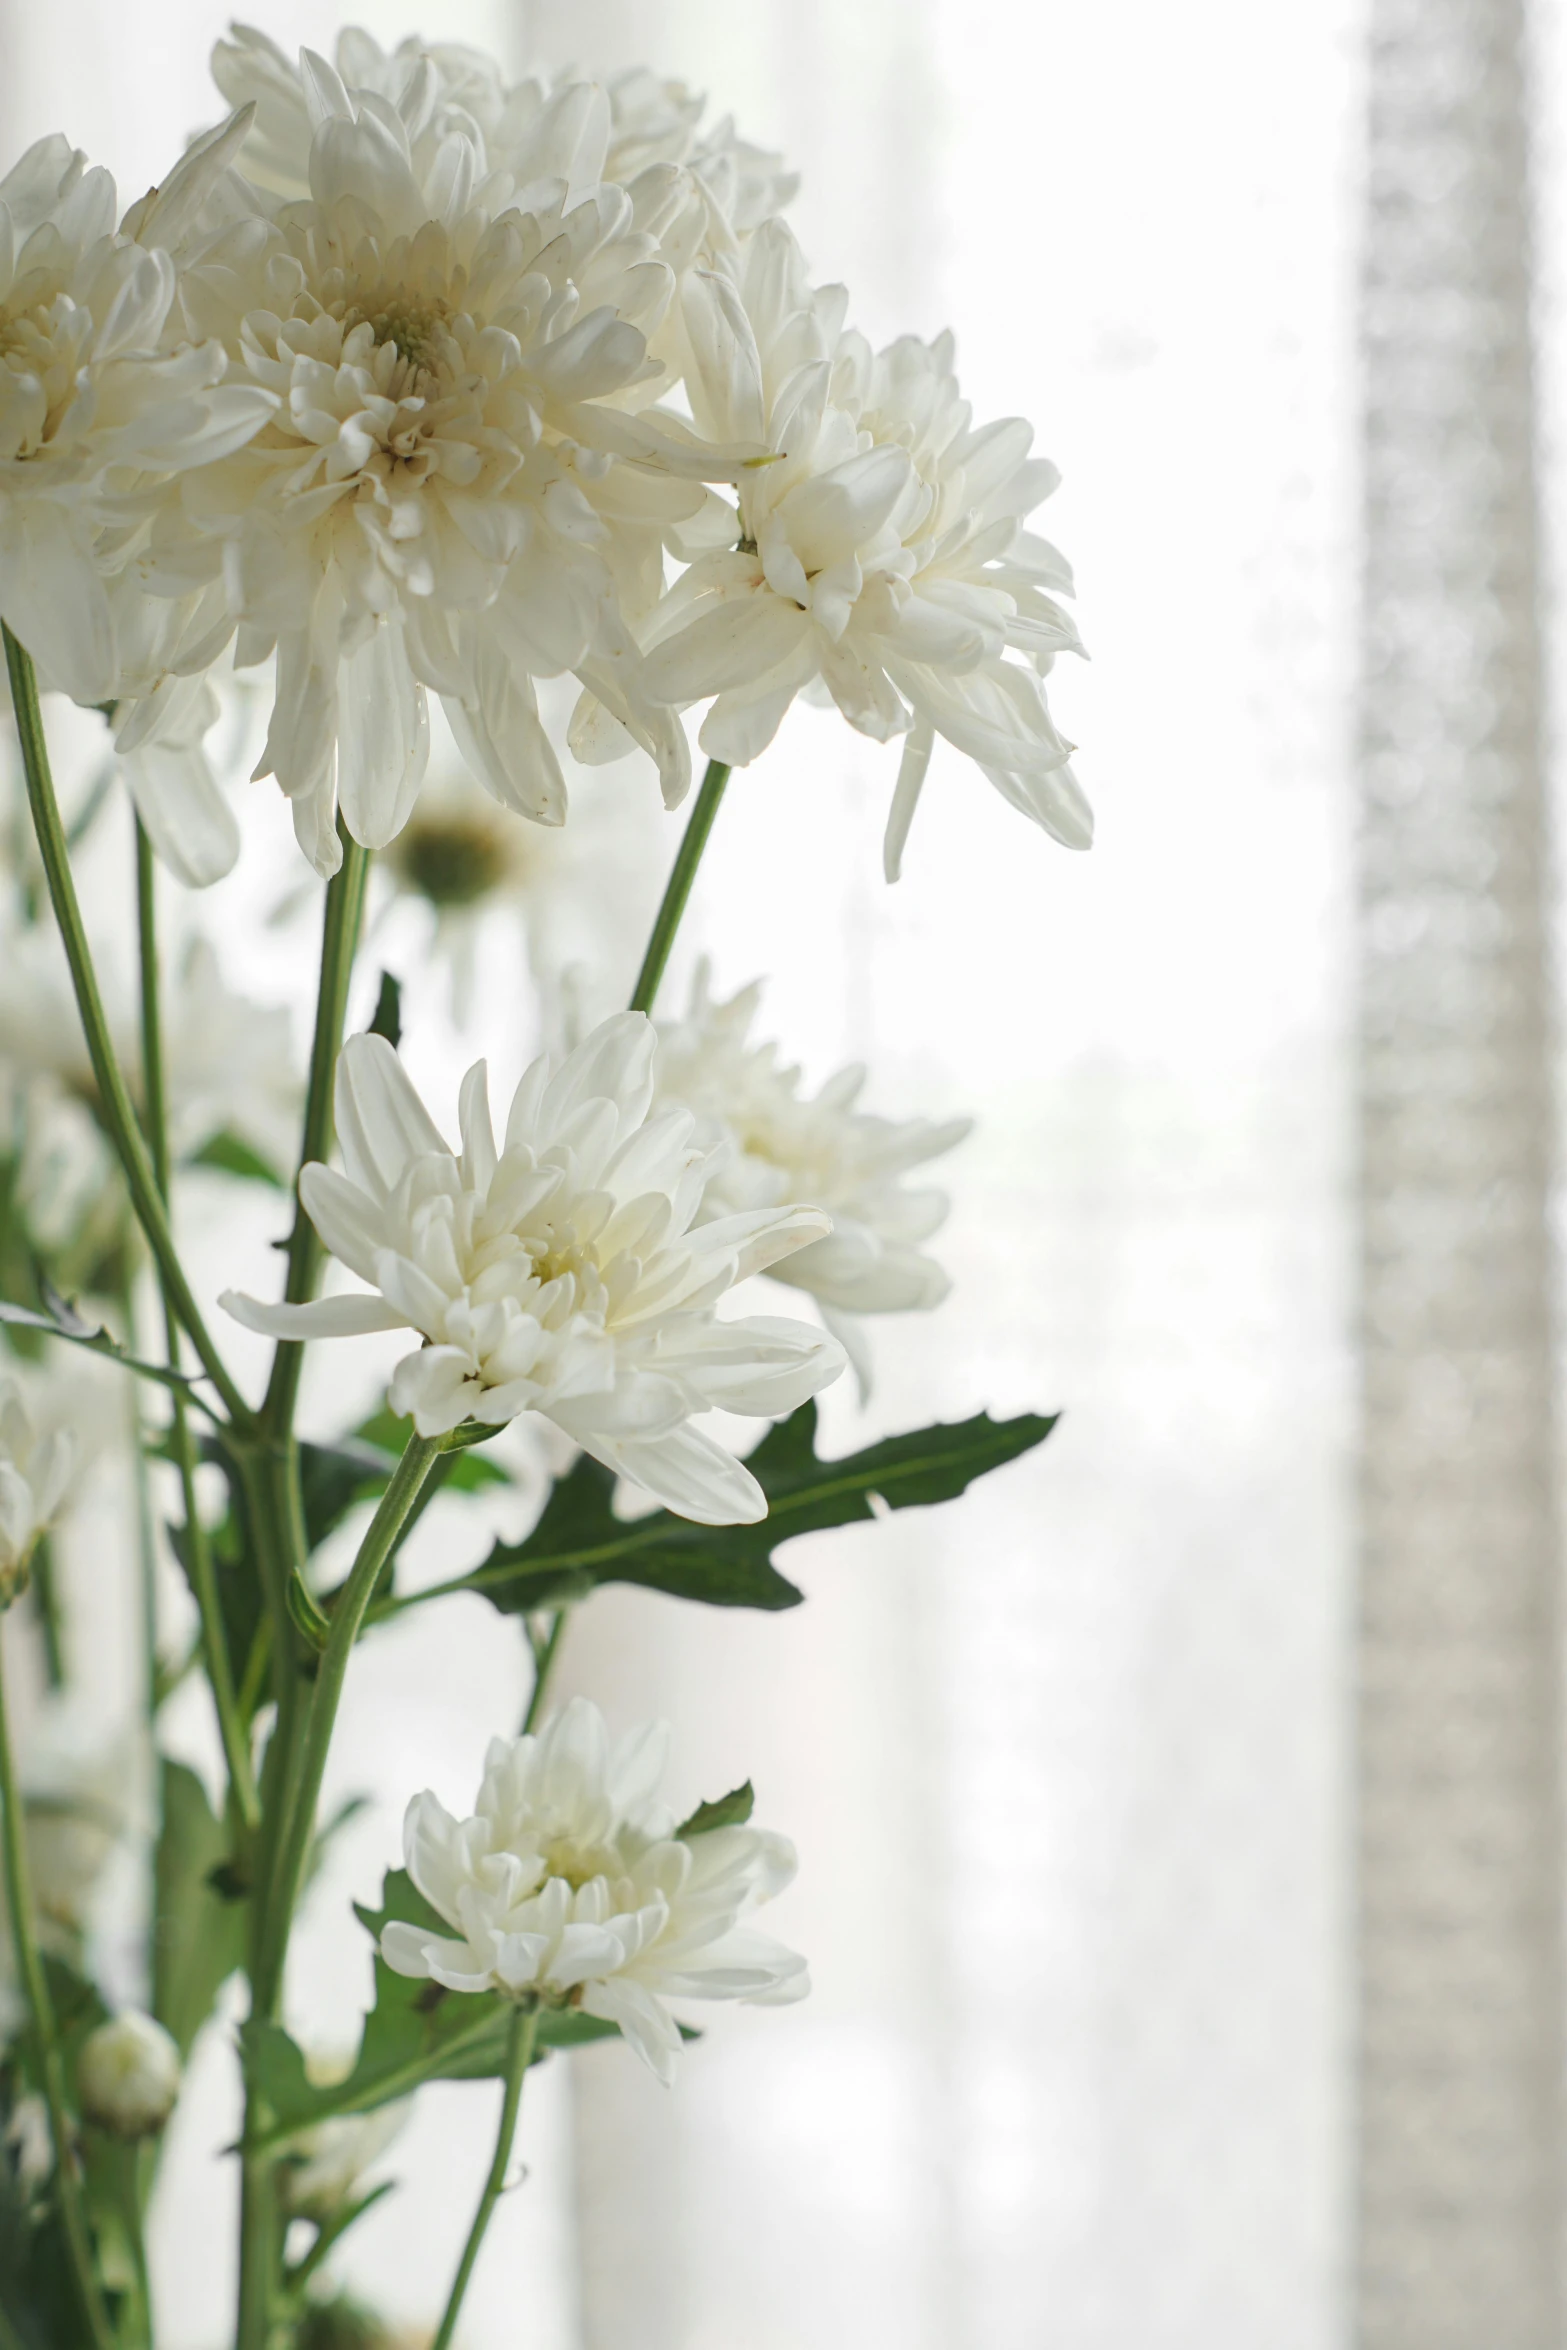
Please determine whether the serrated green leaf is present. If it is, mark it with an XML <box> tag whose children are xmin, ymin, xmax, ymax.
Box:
<box><xmin>676</xmin><ymin>1782</ymin><xmax>754</xmax><ymax>1836</ymax></box>
<box><xmin>444</xmin><ymin>1401</ymin><xmax>1057</xmax><ymax>1620</ymax></box>
<box><xmin>187</xmin><ymin>1130</ymin><xmax>286</xmax><ymax>1189</ymax></box>
<box><xmin>244</xmin><ymin>1870</ymin><xmax>615</xmax><ymax>2149</ymax></box>
<box><xmin>153</xmin><ymin>1758</ymin><xmax>247</xmax><ymax>2059</ymax></box>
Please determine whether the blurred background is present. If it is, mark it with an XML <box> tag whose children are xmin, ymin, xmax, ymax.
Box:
<box><xmin>4</xmin><ymin>0</ymin><xmax>1564</xmax><ymax>2344</ymax></box>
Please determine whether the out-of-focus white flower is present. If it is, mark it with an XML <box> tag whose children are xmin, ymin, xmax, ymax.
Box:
<box><xmin>0</xmin><ymin>914</ymin><xmax>300</xmax><ymax>1190</ymax></box>
<box><xmin>374</xmin><ymin>710</ymin><xmax>669</xmax><ymax>1029</ymax></box>
<box><xmin>0</xmin><ymin>1377</ymin><xmax>74</xmax><ymax>1602</ymax></box>
<box><xmin>280</xmin><ymin>2052</ymin><xmax>410</xmax><ymax>2222</ymax></box>
<box><xmin>4</xmin><ymin>2094</ymin><xmax>51</xmax><ymax>2194</ymax></box>
<box><xmin>382</xmin><ymin>1697</ymin><xmax>806</xmax><ymax>2085</ymax></box>
<box><xmin>76</xmin><ymin>2010</ymin><xmax>181</xmax><ymax>2137</ymax></box>
<box><xmin>0</xmin><ymin>1702</ymin><xmax>147</xmax><ymax>2033</ymax></box>
<box><xmin>172</xmin><ymin>52</ymin><xmax>704</xmax><ymax>875</ymax></box>
<box><xmin>222</xmin><ymin>1016</ymin><xmax>843</xmax><ymax>1522</ymax></box>
<box><xmin>0</xmin><ymin>121</ymin><xmax>272</xmax><ymax>794</ymax></box>
<box><xmin>640</xmin><ymin>223</ymin><xmax>1089</xmax><ymax>877</ymax></box>
<box><xmin>655</xmin><ymin>964</ymin><xmax>969</xmax><ymax>1384</ymax></box>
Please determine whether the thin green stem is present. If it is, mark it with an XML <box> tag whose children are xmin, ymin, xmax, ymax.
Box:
<box><xmin>27</xmin><ymin>1535</ymin><xmax>64</xmax><ymax>1688</ymax></box>
<box><xmin>135</xmin><ymin>824</ymin><xmax>258</xmax><ymax>1829</ymax></box>
<box><xmin>430</xmin><ymin>2004</ymin><xmax>538</xmax><ymax>2350</ymax></box>
<box><xmin>253</xmin><ymin>1432</ymin><xmax>440</xmax><ymax>2017</ymax></box>
<box><xmin>2</xmin><ymin>628</ymin><xmax>251</xmax><ymax>1426</ymax></box>
<box><xmin>0</xmin><ymin>1631</ymin><xmax>113</xmax><ymax>2350</ymax></box>
<box><xmin>125</xmin><ymin>1326</ymin><xmax>160</xmax><ymax>1726</ymax></box>
<box><xmin>262</xmin><ymin>826</ymin><xmax>370</xmax><ymax>1439</ymax></box>
<box><xmin>237</xmin><ymin>1432</ymin><xmax>438</xmax><ymax>2350</ymax></box>
<box><xmin>628</xmin><ymin>759</ymin><xmax>731</xmax><ymax>1014</ymax></box>
<box><xmin>522</xmin><ymin>1610</ymin><xmax>567</xmax><ymax>1734</ymax></box>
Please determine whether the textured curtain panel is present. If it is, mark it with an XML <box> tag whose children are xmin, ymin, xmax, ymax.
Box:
<box><xmin>1357</xmin><ymin>1</ymin><xmax>1562</xmax><ymax>2342</ymax></box>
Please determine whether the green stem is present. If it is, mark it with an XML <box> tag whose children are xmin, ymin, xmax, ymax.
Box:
<box><xmin>262</xmin><ymin>826</ymin><xmax>370</xmax><ymax>1440</ymax></box>
<box><xmin>27</xmin><ymin>1535</ymin><xmax>64</xmax><ymax>1688</ymax></box>
<box><xmin>135</xmin><ymin>824</ymin><xmax>259</xmax><ymax>1830</ymax></box>
<box><xmin>253</xmin><ymin>1432</ymin><xmax>440</xmax><ymax>2016</ymax></box>
<box><xmin>0</xmin><ymin>1631</ymin><xmax>113</xmax><ymax>2350</ymax></box>
<box><xmin>237</xmin><ymin>1432</ymin><xmax>438</xmax><ymax>2350</ymax></box>
<box><xmin>125</xmin><ymin>1319</ymin><xmax>160</xmax><ymax>1724</ymax></box>
<box><xmin>628</xmin><ymin>759</ymin><xmax>730</xmax><ymax>1014</ymax></box>
<box><xmin>522</xmin><ymin>1610</ymin><xmax>567</xmax><ymax>1734</ymax></box>
<box><xmin>2</xmin><ymin>628</ymin><xmax>251</xmax><ymax>1426</ymax></box>
<box><xmin>430</xmin><ymin>2003</ymin><xmax>538</xmax><ymax>2350</ymax></box>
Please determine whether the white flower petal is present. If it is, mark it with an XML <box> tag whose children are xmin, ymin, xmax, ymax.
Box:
<box><xmin>218</xmin><ymin>1289</ymin><xmax>408</xmax><ymax>1338</ymax></box>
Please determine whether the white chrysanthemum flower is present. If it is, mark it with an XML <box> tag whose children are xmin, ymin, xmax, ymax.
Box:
<box><xmin>0</xmin><ymin>121</ymin><xmax>272</xmax><ymax>721</ymax></box>
<box><xmin>221</xmin><ymin>1013</ymin><xmax>844</xmax><ymax>1522</ymax></box>
<box><xmin>174</xmin><ymin>62</ymin><xmax>702</xmax><ymax>874</ymax></box>
<box><xmin>209</xmin><ymin>31</ymin><xmax>794</xmax><ymax>247</ymax></box>
<box><xmin>76</xmin><ymin>2011</ymin><xmax>181</xmax><ymax>2138</ymax></box>
<box><xmin>655</xmin><ymin>964</ymin><xmax>969</xmax><ymax>1384</ymax></box>
<box><xmin>641</xmin><ymin>222</ymin><xmax>1089</xmax><ymax>877</ymax></box>
<box><xmin>0</xmin><ymin>1377</ymin><xmax>75</xmax><ymax>1602</ymax></box>
<box><xmin>280</xmin><ymin>2053</ymin><xmax>411</xmax><ymax>2222</ymax></box>
<box><xmin>382</xmin><ymin>1697</ymin><xmax>806</xmax><ymax>2085</ymax></box>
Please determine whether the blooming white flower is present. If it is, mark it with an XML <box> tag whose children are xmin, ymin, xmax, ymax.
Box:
<box><xmin>76</xmin><ymin>2010</ymin><xmax>181</xmax><ymax>2137</ymax></box>
<box><xmin>0</xmin><ymin>1377</ymin><xmax>75</xmax><ymax>1603</ymax></box>
<box><xmin>640</xmin><ymin>222</ymin><xmax>1089</xmax><ymax>876</ymax></box>
<box><xmin>382</xmin><ymin>1697</ymin><xmax>806</xmax><ymax>2084</ymax></box>
<box><xmin>221</xmin><ymin>1013</ymin><xmax>844</xmax><ymax>1522</ymax></box>
<box><xmin>655</xmin><ymin>964</ymin><xmax>969</xmax><ymax>1384</ymax></box>
<box><xmin>172</xmin><ymin>54</ymin><xmax>706</xmax><ymax>874</ymax></box>
<box><xmin>0</xmin><ymin>117</ymin><xmax>273</xmax><ymax>877</ymax></box>
<box><xmin>280</xmin><ymin>2053</ymin><xmax>410</xmax><ymax>2222</ymax></box>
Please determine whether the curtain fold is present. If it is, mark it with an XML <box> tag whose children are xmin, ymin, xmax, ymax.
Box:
<box><xmin>1356</xmin><ymin>0</ymin><xmax>1562</xmax><ymax>2340</ymax></box>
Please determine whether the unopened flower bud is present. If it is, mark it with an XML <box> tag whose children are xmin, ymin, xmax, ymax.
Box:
<box><xmin>77</xmin><ymin>2011</ymin><xmax>181</xmax><ymax>2138</ymax></box>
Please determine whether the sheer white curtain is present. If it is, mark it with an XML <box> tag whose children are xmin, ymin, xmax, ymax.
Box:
<box><xmin>0</xmin><ymin>4</ymin><xmax>1380</xmax><ymax>2346</ymax></box>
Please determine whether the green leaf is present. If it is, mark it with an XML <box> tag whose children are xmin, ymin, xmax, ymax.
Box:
<box><xmin>186</xmin><ymin>1130</ymin><xmax>286</xmax><ymax>1189</ymax></box>
<box><xmin>676</xmin><ymin>1782</ymin><xmax>754</xmax><ymax>1837</ymax></box>
<box><xmin>448</xmin><ymin>1400</ymin><xmax>1058</xmax><ymax>1619</ymax></box>
<box><xmin>243</xmin><ymin>1869</ymin><xmax>614</xmax><ymax>2150</ymax></box>
<box><xmin>153</xmin><ymin>1758</ymin><xmax>247</xmax><ymax>2059</ymax></box>
<box><xmin>367</xmin><ymin>970</ymin><xmax>402</xmax><ymax>1050</ymax></box>
<box><xmin>356</xmin><ymin>1406</ymin><xmax>511</xmax><ymax>1491</ymax></box>
<box><xmin>0</xmin><ymin>1293</ymin><xmax>202</xmax><ymax>1398</ymax></box>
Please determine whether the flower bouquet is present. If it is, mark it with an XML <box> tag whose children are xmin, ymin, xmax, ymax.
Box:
<box><xmin>0</xmin><ymin>27</ymin><xmax>1083</xmax><ymax>2347</ymax></box>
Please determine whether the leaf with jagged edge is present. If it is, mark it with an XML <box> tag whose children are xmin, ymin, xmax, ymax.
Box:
<box><xmin>444</xmin><ymin>1400</ymin><xmax>1058</xmax><ymax>1618</ymax></box>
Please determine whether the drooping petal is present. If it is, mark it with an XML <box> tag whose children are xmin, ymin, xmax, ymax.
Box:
<box><xmin>218</xmin><ymin>1288</ymin><xmax>408</xmax><ymax>1338</ymax></box>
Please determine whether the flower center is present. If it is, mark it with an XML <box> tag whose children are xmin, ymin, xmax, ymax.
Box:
<box><xmin>346</xmin><ymin>293</ymin><xmax>447</xmax><ymax>375</ymax></box>
<box><xmin>390</xmin><ymin>810</ymin><xmax>515</xmax><ymax>908</ymax></box>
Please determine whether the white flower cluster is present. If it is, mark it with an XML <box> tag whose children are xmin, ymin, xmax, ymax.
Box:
<box><xmin>223</xmin><ymin>1012</ymin><xmax>845</xmax><ymax>1523</ymax></box>
<box><xmin>0</xmin><ymin>26</ymin><xmax>1084</xmax><ymax>884</ymax></box>
<box><xmin>383</xmin><ymin>1696</ymin><xmax>806</xmax><ymax>2083</ymax></box>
